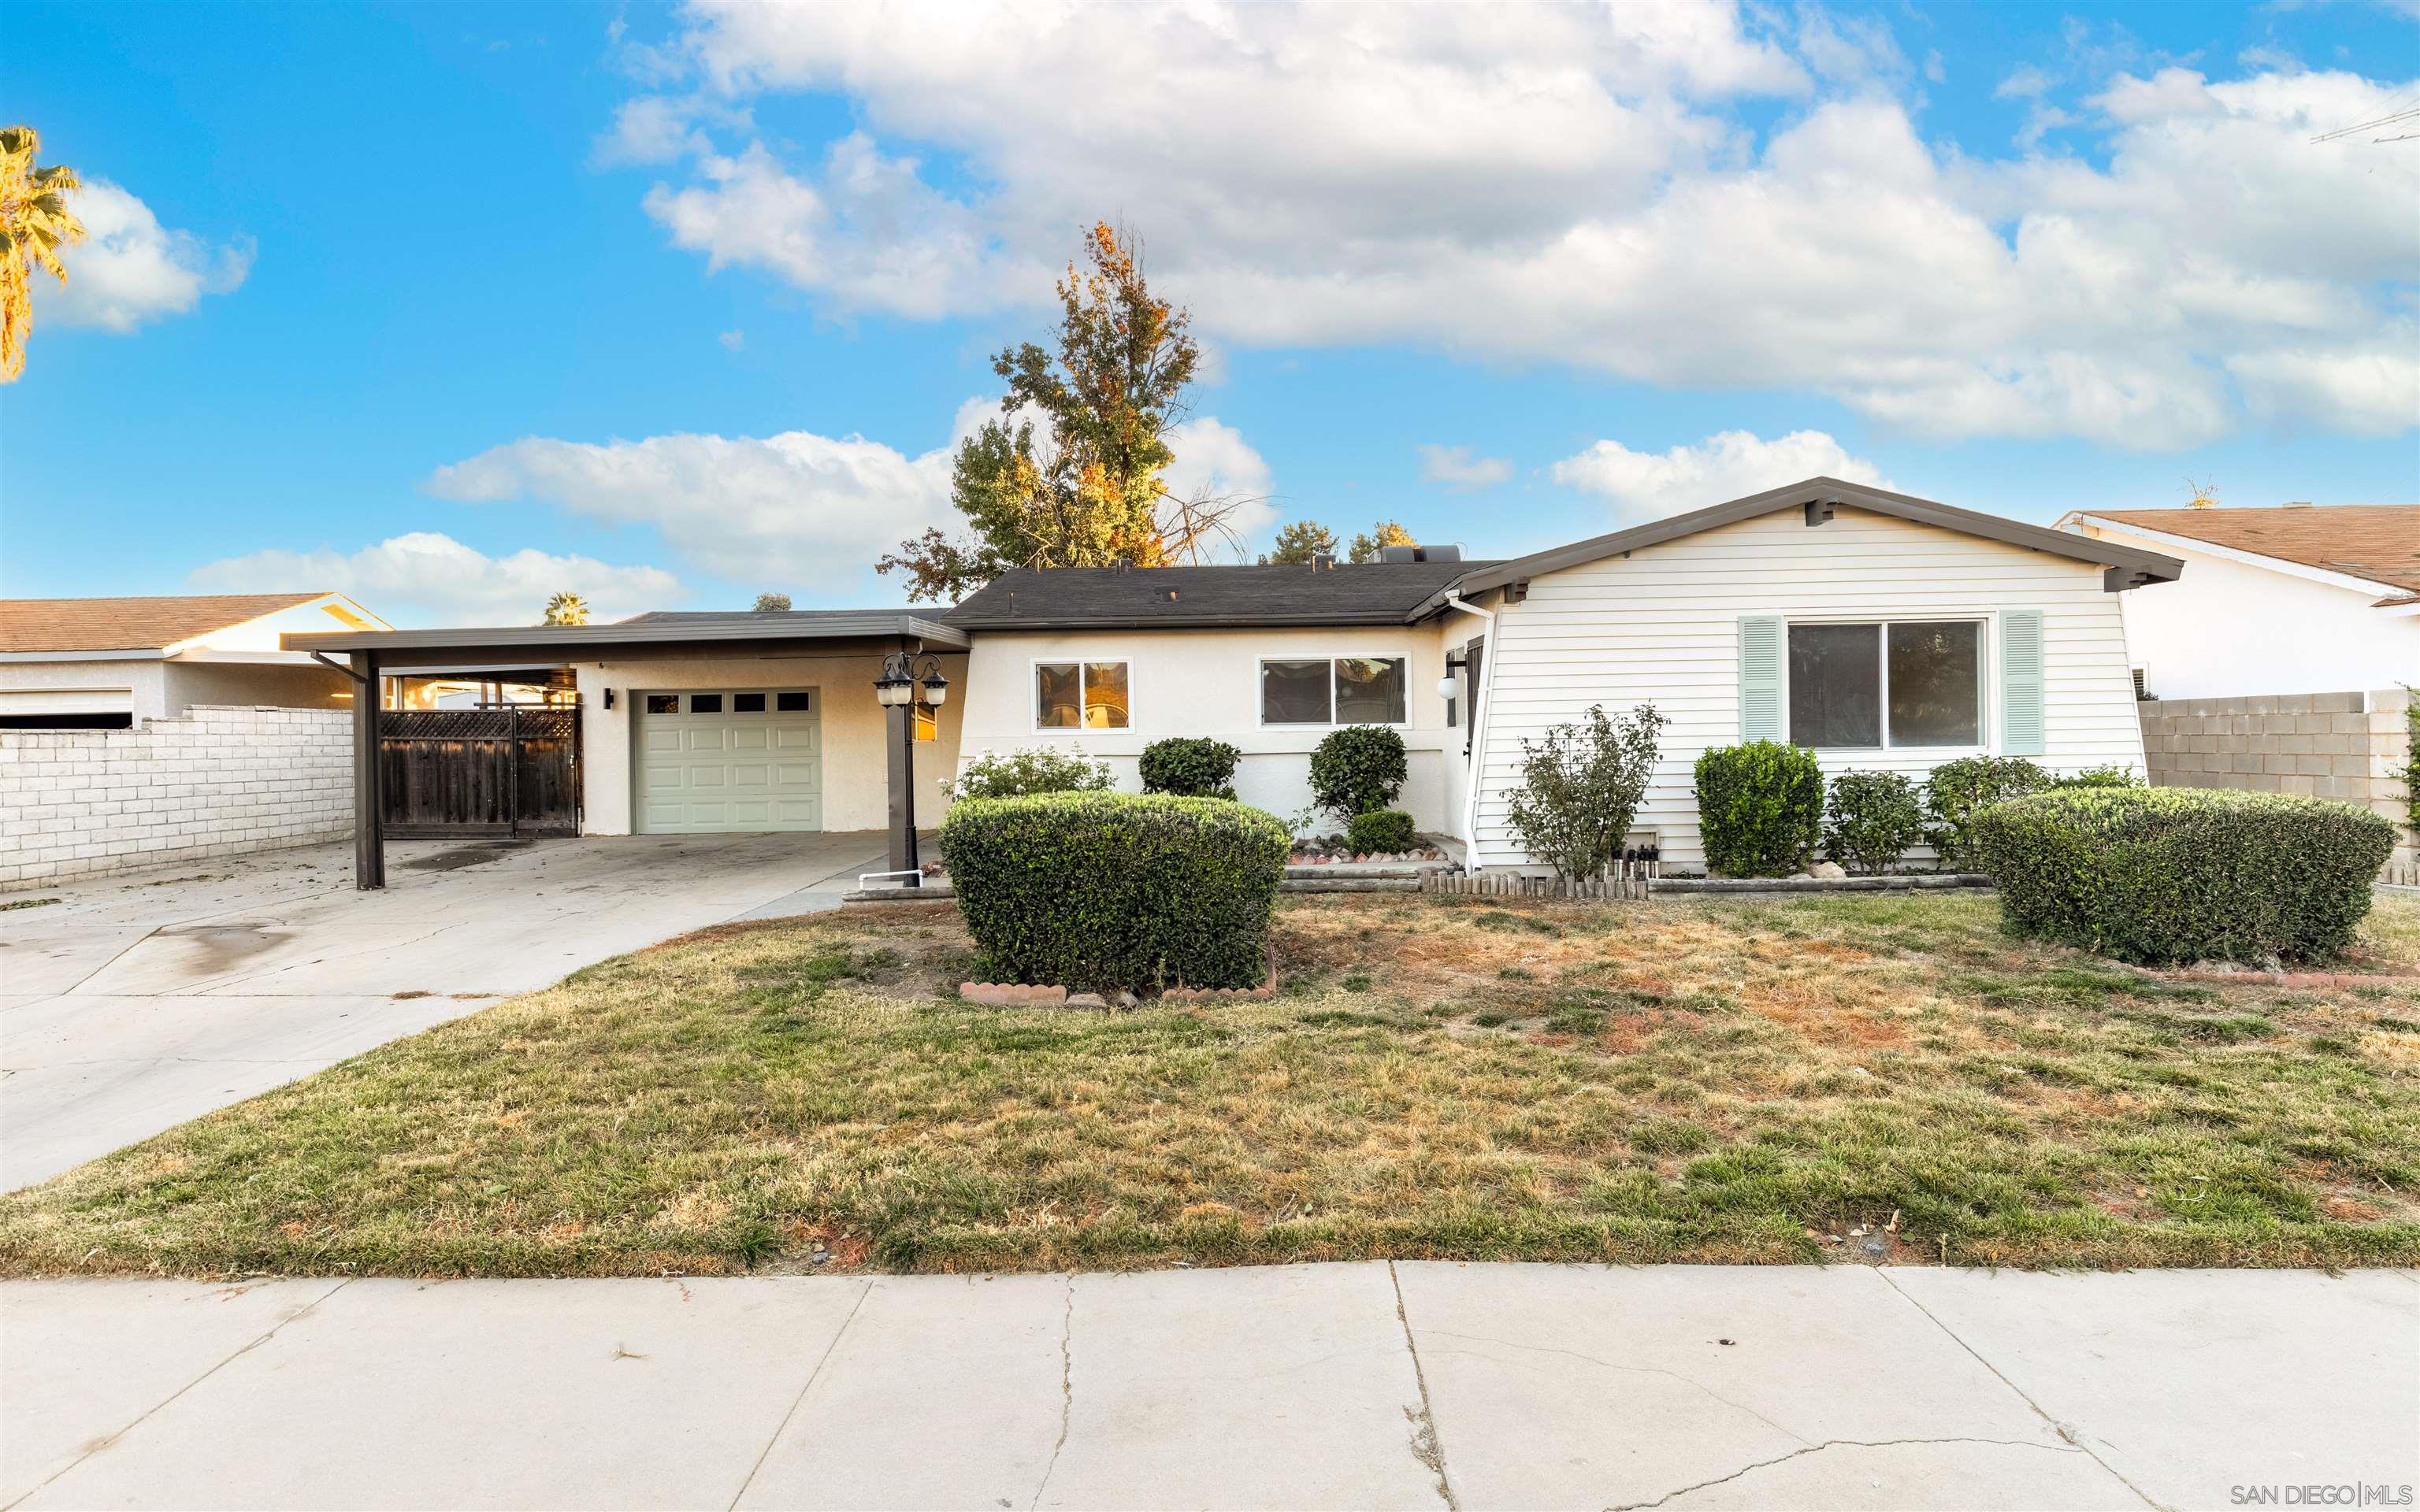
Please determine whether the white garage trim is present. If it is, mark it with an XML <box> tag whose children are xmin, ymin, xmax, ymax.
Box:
<box><xmin>0</xmin><ymin>686</ymin><xmax>135</xmax><ymax>715</ymax></box>
<box><xmin>632</xmin><ymin>687</ymin><xmax>824</xmax><ymax>833</ymax></box>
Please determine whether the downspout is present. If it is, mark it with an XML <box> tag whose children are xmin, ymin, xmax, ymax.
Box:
<box><xmin>1440</xmin><ymin>590</ymin><xmax>1497</xmax><ymax>872</ymax></box>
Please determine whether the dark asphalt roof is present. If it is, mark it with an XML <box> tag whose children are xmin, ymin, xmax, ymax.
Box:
<box><xmin>943</xmin><ymin>560</ymin><xmax>1501</xmax><ymax>630</ymax></box>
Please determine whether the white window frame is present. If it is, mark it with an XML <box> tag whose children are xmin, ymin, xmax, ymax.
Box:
<box><xmin>1782</xmin><ymin>615</ymin><xmax>1991</xmax><ymax>754</ymax></box>
<box><xmin>1255</xmin><ymin>652</ymin><xmax>1413</xmax><ymax>730</ymax></box>
<box><xmin>1029</xmin><ymin>654</ymin><xmax>1134</xmax><ymax>733</ymax></box>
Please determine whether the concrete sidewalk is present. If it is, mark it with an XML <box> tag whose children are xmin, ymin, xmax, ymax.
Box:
<box><xmin>1</xmin><ymin>833</ymin><xmax>886</xmax><ymax>1191</ymax></box>
<box><xmin>3</xmin><ymin>1263</ymin><xmax>2411</xmax><ymax>1511</ymax></box>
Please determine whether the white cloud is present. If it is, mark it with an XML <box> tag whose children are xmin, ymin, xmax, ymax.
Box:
<box><xmin>640</xmin><ymin>135</ymin><xmax>1035</xmax><ymax>320</ymax></box>
<box><xmin>2228</xmin><ymin>338</ymin><xmax>2420</xmax><ymax>436</ymax></box>
<box><xmin>424</xmin><ymin>407</ymin><xmax>993</xmax><ymax>587</ymax></box>
<box><xmin>189</xmin><ymin>532</ymin><xmax>683</xmax><ymax>628</ymax></box>
<box><xmin>36</xmin><ymin>181</ymin><xmax>251</xmax><ymax>333</ymax></box>
<box><xmin>718</xmin><ymin>328</ymin><xmax>744</xmax><ymax>351</ymax></box>
<box><xmin>1416</xmin><ymin>444</ymin><xmax>1515</xmax><ymax>491</ymax></box>
<box><xmin>1550</xmin><ymin>428</ymin><xmax>1889</xmax><ymax>518</ymax></box>
<box><xmin>611</xmin><ymin>5</ymin><xmax>2417</xmax><ymax>447</ymax></box>
<box><xmin>1995</xmin><ymin>63</ymin><xmax>2054</xmax><ymax>98</ymax></box>
<box><xmin>425</xmin><ymin>403</ymin><xmax>1279</xmax><ymax>580</ymax></box>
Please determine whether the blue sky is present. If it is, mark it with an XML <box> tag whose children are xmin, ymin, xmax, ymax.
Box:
<box><xmin>5</xmin><ymin>0</ymin><xmax>2415</xmax><ymax>625</ymax></box>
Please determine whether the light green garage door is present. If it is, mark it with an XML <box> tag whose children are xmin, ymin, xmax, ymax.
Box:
<box><xmin>634</xmin><ymin>688</ymin><xmax>822</xmax><ymax>833</ymax></box>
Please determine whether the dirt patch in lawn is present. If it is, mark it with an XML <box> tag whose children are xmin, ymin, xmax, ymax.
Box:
<box><xmin>3</xmin><ymin>893</ymin><xmax>2414</xmax><ymax>1280</ymax></box>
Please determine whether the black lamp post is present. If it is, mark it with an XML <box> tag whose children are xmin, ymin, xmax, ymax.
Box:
<box><xmin>876</xmin><ymin>651</ymin><xmax>949</xmax><ymax>878</ymax></box>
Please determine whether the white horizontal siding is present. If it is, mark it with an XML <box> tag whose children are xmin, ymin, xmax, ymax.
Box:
<box><xmin>1471</xmin><ymin>506</ymin><xmax>2147</xmax><ymax>873</ymax></box>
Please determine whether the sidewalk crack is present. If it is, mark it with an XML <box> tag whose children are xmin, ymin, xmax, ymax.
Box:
<box><xmin>2</xmin><ymin>1277</ymin><xmax>352</xmax><ymax>1511</ymax></box>
<box><xmin>1029</xmin><ymin>1274</ymin><xmax>1076</xmax><ymax>1510</ymax></box>
<box><xmin>1873</xmin><ymin>1270</ymin><xmax>2165</xmax><ymax>1511</ymax></box>
<box><xmin>726</xmin><ymin>1278</ymin><xmax>871</xmax><ymax>1512</ymax></box>
<box><xmin>1389</xmin><ymin>1261</ymin><xmax>1461</xmax><ymax>1511</ymax></box>
<box><xmin>1606</xmin><ymin>1435</ymin><xmax>2086</xmax><ymax>1511</ymax></box>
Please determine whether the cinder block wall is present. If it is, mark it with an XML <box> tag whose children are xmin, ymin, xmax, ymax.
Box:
<box><xmin>0</xmin><ymin>706</ymin><xmax>354</xmax><ymax>890</ymax></box>
<box><xmin>2139</xmin><ymin>687</ymin><xmax>2415</xmax><ymax>873</ymax></box>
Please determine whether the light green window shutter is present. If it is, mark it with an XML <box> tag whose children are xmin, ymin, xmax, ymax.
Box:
<box><xmin>1738</xmin><ymin>615</ymin><xmax>1783</xmax><ymax>742</ymax></box>
<box><xmin>1999</xmin><ymin>610</ymin><xmax>2045</xmax><ymax>756</ymax></box>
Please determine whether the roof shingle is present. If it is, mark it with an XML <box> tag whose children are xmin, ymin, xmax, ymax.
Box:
<box><xmin>2084</xmin><ymin>505</ymin><xmax>2418</xmax><ymax>594</ymax></box>
<box><xmin>0</xmin><ymin>593</ymin><xmax>333</xmax><ymax>654</ymax></box>
<box><xmin>943</xmin><ymin>560</ymin><xmax>1498</xmax><ymax>630</ymax></box>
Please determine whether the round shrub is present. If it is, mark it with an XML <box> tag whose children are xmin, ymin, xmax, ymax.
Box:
<box><xmin>1309</xmin><ymin>725</ymin><xmax>1408</xmax><ymax>825</ymax></box>
<box><xmin>1345</xmin><ymin>808</ymin><xmax>1417</xmax><ymax>855</ymax></box>
<box><xmin>1139</xmin><ymin>736</ymin><xmax>1241</xmax><ymax>799</ymax></box>
<box><xmin>1693</xmin><ymin>741</ymin><xmax>1823</xmax><ymax>876</ymax></box>
<box><xmin>1921</xmin><ymin>755</ymin><xmax>2047</xmax><ymax>872</ymax></box>
<box><xmin>1972</xmin><ymin>788</ymin><xmax>2398</xmax><ymax>965</ymax></box>
<box><xmin>940</xmin><ymin>792</ymin><xmax>1289</xmax><ymax>992</ymax></box>
<box><xmin>1822</xmin><ymin>769</ymin><xmax>1923</xmax><ymax>875</ymax></box>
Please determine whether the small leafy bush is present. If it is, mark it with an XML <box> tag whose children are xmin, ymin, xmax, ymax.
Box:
<box><xmin>941</xmin><ymin>792</ymin><xmax>1289</xmax><ymax>992</ymax></box>
<box><xmin>1822</xmin><ymin>769</ymin><xmax>1923</xmax><ymax>875</ymax></box>
<box><xmin>1922</xmin><ymin>755</ymin><xmax>2049</xmax><ymax>871</ymax></box>
<box><xmin>1139</xmin><ymin>736</ymin><xmax>1242</xmax><ymax>799</ymax></box>
<box><xmin>1694</xmin><ymin>741</ymin><xmax>1822</xmax><ymax>876</ymax></box>
<box><xmin>2048</xmin><ymin>765</ymin><xmax>2143</xmax><ymax>790</ymax></box>
<box><xmin>1505</xmin><ymin>702</ymin><xmax>1668</xmax><ymax>881</ymax></box>
<box><xmin>1973</xmin><ymin>788</ymin><xmax>2398</xmax><ymax>965</ymax></box>
<box><xmin>1346</xmin><ymin>808</ymin><xmax>1418</xmax><ymax>854</ymax></box>
<box><xmin>942</xmin><ymin>744</ymin><xmax>1114</xmax><ymax>802</ymax></box>
<box><xmin>1309</xmin><ymin>725</ymin><xmax>1409</xmax><ymax>825</ymax></box>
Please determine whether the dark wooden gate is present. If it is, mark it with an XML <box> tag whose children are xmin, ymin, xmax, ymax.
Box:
<box><xmin>380</xmin><ymin>705</ymin><xmax>581</xmax><ymax>838</ymax></box>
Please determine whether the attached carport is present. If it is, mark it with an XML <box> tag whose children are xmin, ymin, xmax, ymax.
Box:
<box><xmin>284</xmin><ymin>611</ymin><xmax>970</xmax><ymax>890</ymax></box>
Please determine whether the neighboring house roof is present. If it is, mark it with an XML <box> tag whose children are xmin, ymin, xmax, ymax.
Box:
<box><xmin>284</xmin><ymin>610</ymin><xmax>970</xmax><ymax>668</ymax></box>
<box><xmin>0</xmin><ymin>592</ymin><xmax>341</xmax><ymax>654</ymax></box>
<box><xmin>2070</xmin><ymin>505</ymin><xmax>2418</xmax><ymax>600</ymax></box>
<box><xmin>1422</xmin><ymin>478</ymin><xmax>2185</xmax><ymax>617</ymax></box>
<box><xmin>944</xmin><ymin>559</ymin><xmax>1497</xmax><ymax>631</ymax></box>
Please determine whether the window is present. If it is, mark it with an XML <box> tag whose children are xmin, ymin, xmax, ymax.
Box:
<box><xmin>1259</xmin><ymin>656</ymin><xmax>1408</xmax><ymax>725</ymax></box>
<box><xmin>1787</xmin><ymin>620</ymin><xmax>1980</xmax><ymax>750</ymax></box>
<box><xmin>689</xmin><ymin>693</ymin><xmax>723</xmax><ymax>713</ymax></box>
<box><xmin>645</xmin><ymin>694</ymin><xmax>678</xmax><ymax>714</ymax></box>
<box><xmin>732</xmin><ymin>692</ymin><xmax>766</xmax><ymax>713</ymax></box>
<box><xmin>1035</xmin><ymin>661</ymin><xmax>1130</xmax><ymax>729</ymax></box>
<box><xmin>776</xmin><ymin>691</ymin><xmax>811</xmax><ymax>712</ymax></box>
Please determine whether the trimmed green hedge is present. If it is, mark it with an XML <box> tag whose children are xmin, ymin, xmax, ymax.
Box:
<box><xmin>1823</xmin><ymin>769</ymin><xmax>1922</xmax><ymax>875</ymax></box>
<box><xmin>1972</xmin><ymin>788</ymin><xmax>2397</xmax><ymax>965</ymax></box>
<box><xmin>940</xmin><ymin>791</ymin><xmax>1289</xmax><ymax>992</ymax></box>
<box><xmin>1346</xmin><ymin>808</ymin><xmax>1417</xmax><ymax>854</ymax></box>
<box><xmin>1139</xmin><ymin>737</ymin><xmax>1241</xmax><ymax>799</ymax></box>
<box><xmin>1921</xmin><ymin>755</ymin><xmax>2048</xmax><ymax>871</ymax></box>
<box><xmin>1694</xmin><ymin>741</ymin><xmax>1823</xmax><ymax>876</ymax></box>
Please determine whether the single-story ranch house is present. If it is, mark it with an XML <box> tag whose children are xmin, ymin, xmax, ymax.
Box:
<box><xmin>284</xmin><ymin>479</ymin><xmax>2184</xmax><ymax>886</ymax></box>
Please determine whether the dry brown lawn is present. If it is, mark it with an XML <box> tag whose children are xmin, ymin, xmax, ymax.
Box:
<box><xmin>4</xmin><ymin>891</ymin><xmax>2415</xmax><ymax>1278</ymax></box>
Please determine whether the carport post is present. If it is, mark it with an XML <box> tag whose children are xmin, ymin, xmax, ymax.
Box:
<box><xmin>351</xmin><ymin>650</ymin><xmax>385</xmax><ymax>890</ymax></box>
<box><xmin>885</xmin><ymin>699</ymin><xmax>918</xmax><ymax>876</ymax></box>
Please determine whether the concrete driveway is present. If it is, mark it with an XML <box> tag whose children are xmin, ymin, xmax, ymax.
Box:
<box><xmin>2</xmin><ymin>1262</ymin><xmax>2413</xmax><ymax>1510</ymax></box>
<box><xmin>0</xmin><ymin>832</ymin><xmax>887</xmax><ymax>1191</ymax></box>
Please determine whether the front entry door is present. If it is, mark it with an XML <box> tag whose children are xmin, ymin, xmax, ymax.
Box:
<box><xmin>633</xmin><ymin>688</ymin><xmax>822</xmax><ymax>832</ymax></box>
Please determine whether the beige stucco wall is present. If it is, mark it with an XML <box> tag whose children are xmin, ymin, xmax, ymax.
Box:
<box><xmin>0</xmin><ymin>658</ymin><xmax>351</xmax><ymax>721</ymax></box>
<box><xmin>165</xmin><ymin>660</ymin><xmax>353</xmax><ymax>711</ymax></box>
<box><xmin>571</xmin><ymin>652</ymin><xmax>967</xmax><ymax>835</ymax></box>
<box><xmin>954</xmin><ymin>626</ymin><xmax>1464</xmax><ymax>836</ymax></box>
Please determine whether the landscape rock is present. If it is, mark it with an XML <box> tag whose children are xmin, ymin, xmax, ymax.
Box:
<box><xmin>1809</xmin><ymin>861</ymin><xmax>1848</xmax><ymax>880</ymax></box>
